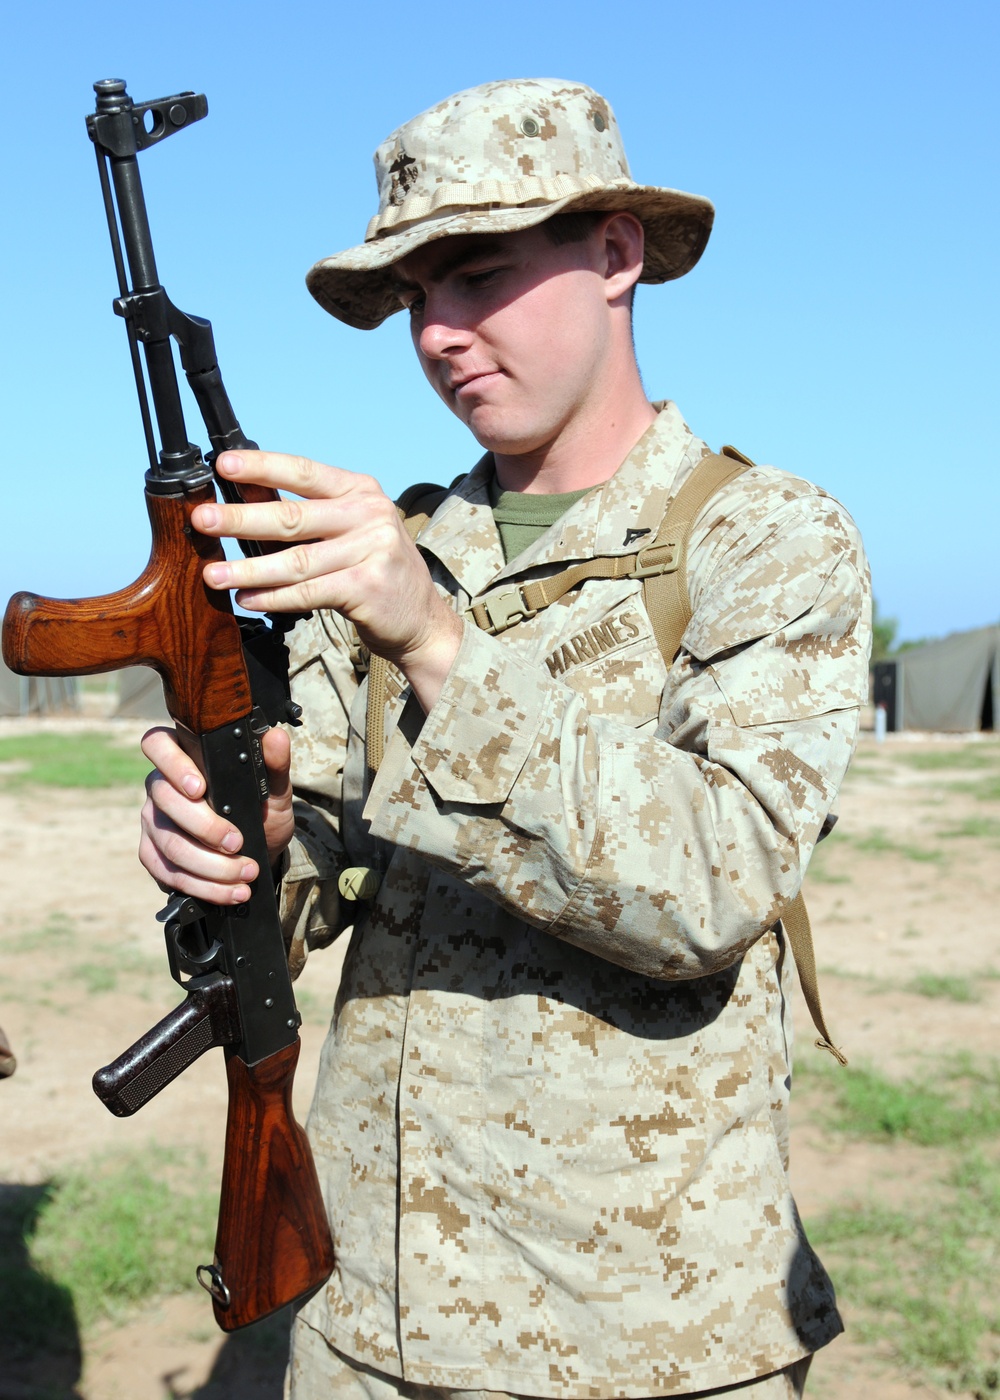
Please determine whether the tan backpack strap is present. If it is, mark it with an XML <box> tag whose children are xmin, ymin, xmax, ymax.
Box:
<box><xmin>365</xmin><ymin>653</ymin><xmax>391</xmax><ymax>781</ymax></box>
<box><xmin>366</xmin><ymin>482</ymin><xmax>452</xmax><ymax>782</ymax></box>
<box><xmin>781</xmin><ymin>892</ymin><xmax>848</xmax><ymax>1065</ymax></box>
<box><xmin>395</xmin><ymin>481</ymin><xmax>452</xmax><ymax>540</ymax></box>
<box><xmin>466</xmin><ymin>544</ymin><xmax>684</xmax><ymax>634</ymax></box>
<box><xmin>640</xmin><ymin>448</ymin><xmax>750</xmax><ymax>666</ymax></box>
<box><xmin>642</xmin><ymin>448</ymin><xmax>844</xmax><ymax>1062</ymax></box>
<box><xmin>465</xmin><ymin>446</ymin><xmax>749</xmax><ymax>640</ymax></box>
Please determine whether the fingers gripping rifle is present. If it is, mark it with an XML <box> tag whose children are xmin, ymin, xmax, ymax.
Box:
<box><xmin>1</xmin><ymin>80</ymin><xmax>334</xmax><ymax>1330</ymax></box>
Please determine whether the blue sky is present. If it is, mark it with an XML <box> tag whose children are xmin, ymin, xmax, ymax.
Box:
<box><xmin>1</xmin><ymin>0</ymin><xmax>996</xmax><ymax>643</ymax></box>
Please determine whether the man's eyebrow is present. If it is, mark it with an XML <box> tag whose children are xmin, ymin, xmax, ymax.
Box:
<box><xmin>390</xmin><ymin>239</ymin><xmax>509</xmax><ymax>294</ymax></box>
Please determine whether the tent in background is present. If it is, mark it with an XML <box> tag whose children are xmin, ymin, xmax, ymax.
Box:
<box><xmin>114</xmin><ymin>667</ymin><xmax>170</xmax><ymax>721</ymax></box>
<box><xmin>873</xmin><ymin>625</ymin><xmax>999</xmax><ymax>732</ymax></box>
<box><xmin>0</xmin><ymin>660</ymin><xmax>79</xmax><ymax>717</ymax></box>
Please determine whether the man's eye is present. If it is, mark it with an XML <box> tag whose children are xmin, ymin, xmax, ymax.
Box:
<box><xmin>405</xmin><ymin>294</ymin><xmax>426</xmax><ymax>316</ymax></box>
<box><xmin>466</xmin><ymin>268</ymin><xmax>502</xmax><ymax>287</ymax></box>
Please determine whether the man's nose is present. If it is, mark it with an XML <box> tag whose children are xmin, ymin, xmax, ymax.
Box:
<box><xmin>417</xmin><ymin>299</ymin><xmax>474</xmax><ymax>361</ymax></box>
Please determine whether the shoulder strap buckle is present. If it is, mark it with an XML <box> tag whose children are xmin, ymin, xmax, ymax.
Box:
<box><xmin>629</xmin><ymin>540</ymin><xmax>682</xmax><ymax>580</ymax></box>
<box><xmin>474</xmin><ymin>586</ymin><xmax>536</xmax><ymax>635</ymax></box>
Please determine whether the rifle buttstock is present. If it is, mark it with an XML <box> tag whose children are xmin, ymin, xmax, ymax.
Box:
<box><xmin>208</xmin><ymin>1040</ymin><xmax>335</xmax><ymax>1331</ymax></box>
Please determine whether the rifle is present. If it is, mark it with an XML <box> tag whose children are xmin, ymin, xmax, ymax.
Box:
<box><xmin>1</xmin><ymin>79</ymin><xmax>334</xmax><ymax>1331</ymax></box>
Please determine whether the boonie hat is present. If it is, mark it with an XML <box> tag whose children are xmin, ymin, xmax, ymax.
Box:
<box><xmin>306</xmin><ymin>78</ymin><xmax>714</xmax><ymax>330</ymax></box>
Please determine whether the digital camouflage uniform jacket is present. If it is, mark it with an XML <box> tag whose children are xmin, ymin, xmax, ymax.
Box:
<box><xmin>278</xmin><ymin>401</ymin><xmax>871</xmax><ymax>1396</ymax></box>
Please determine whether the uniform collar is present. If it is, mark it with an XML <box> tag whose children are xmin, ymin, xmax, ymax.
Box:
<box><xmin>415</xmin><ymin>401</ymin><xmax>710</xmax><ymax>598</ymax></box>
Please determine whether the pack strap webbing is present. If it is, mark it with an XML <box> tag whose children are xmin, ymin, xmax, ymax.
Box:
<box><xmin>781</xmin><ymin>892</ymin><xmax>847</xmax><ymax>1064</ymax></box>
<box><xmin>466</xmin><ymin>542</ymin><xmax>683</xmax><ymax>634</ymax></box>
<box><xmin>465</xmin><ymin>449</ymin><xmax>747</xmax><ymax>640</ymax></box>
<box><xmin>640</xmin><ymin>449</ymin><xmax>749</xmax><ymax>667</ymax></box>
<box><xmin>639</xmin><ymin>449</ymin><xmax>845</xmax><ymax>1062</ymax></box>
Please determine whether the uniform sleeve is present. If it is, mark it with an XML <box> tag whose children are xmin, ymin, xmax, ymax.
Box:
<box><xmin>277</xmin><ymin>608</ymin><xmax>358</xmax><ymax>977</ymax></box>
<box><xmin>364</xmin><ymin>479</ymin><xmax>872</xmax><ymax>981</ymax></box>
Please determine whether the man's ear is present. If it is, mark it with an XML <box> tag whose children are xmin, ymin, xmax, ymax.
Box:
<box><xmin>600</xmin><ymin>212</ymin><xmax>645</xmax><ymax>305</ymax></box>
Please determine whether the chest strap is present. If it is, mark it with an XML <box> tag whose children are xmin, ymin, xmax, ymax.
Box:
<box><xmin>466</xmin><ymin>449</ymin><xmax>747</xmax><ymax>653</ymax></box>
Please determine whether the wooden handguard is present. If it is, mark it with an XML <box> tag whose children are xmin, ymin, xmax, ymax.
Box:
<box><xmin>206</xmin><ymin>1040</ymin><xmax>335</xmax><ymax>1330</ymax></box>
<box><xmin>2</xmin><ymin>482</ymin><xmax>250</xmax><ymax>734</ymax></box>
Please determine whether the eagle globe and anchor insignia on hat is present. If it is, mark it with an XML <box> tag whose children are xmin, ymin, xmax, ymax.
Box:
<box><xmin>306</xmin><ymin>78</ymin><xmax>715</xmax><ymax>330</ymax></box>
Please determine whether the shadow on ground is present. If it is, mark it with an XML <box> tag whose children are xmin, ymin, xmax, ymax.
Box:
<box><xmin>168</xmin><ymin>1308</ymin><xmax>290</xmax><ymax>1399</ymax></box>
<box><xmin>0</xmin><ymin>1182</ymin><xmax>84</xmax><ymax>1400</ymax></box>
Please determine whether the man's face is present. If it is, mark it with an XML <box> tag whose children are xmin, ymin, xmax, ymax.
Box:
<box><xmin>392</xmin><ymin>223</ymin><xmax>619</xmax><ymax>461</ymax></box>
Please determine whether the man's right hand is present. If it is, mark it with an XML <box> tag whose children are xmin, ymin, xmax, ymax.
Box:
<box><xmin>139</xmin><ymin>725</ymin><xmax>295</xmax><ymax>905</ymax></box>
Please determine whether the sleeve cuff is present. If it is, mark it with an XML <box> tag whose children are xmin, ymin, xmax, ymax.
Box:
<box><xmin>277</xmin><ymin>823</ymin><xmax>345</xmax><ymax>979</ymax></box>
<box><xmin>408</xmin><ymin>623</ymin><xmax>550</xmax><ymax>805</ymax></box>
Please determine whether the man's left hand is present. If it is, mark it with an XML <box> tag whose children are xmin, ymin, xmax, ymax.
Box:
<box><xmin>192</xmin><ymin>451</ymin><xmax>464</xmax><ymax>713</ymax></box>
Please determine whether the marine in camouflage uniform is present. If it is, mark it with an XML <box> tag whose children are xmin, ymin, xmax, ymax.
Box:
<box><xmin>279</xmin><ymin>399</ymin><xmax>868</xmax><ymax>1398</ymax></box>
<box><xmin>139</xmin><ymin>79</ymin><xmax>871</xmax><ymax>1399</ymax></box>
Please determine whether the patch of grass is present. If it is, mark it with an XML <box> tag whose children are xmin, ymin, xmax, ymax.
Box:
<box><xmin>61</xmin><ymin>944</ymin><xmax>160</xmax><ymax>998</ymax></box>
<box><xmin>895</xmin><ymin>745</ymin><xmax>1000</xmax><ymax>772</ymax></box>
<box><xmin>843</xmin><ymin>762</ymin><xmax>889</xmax><ymax>779</ymax></box>
<box><xmin>948</xmin><ymin>773</ymin><xmax>1000</xmax><ymax>802</ymax></box>
<box><xmin>30</xmin><ymin>911</ymin><xmax>77</xmax><ymax>946</ymax></box>
<box><xmin>817</xmin><ymin>965</ymin><xmax>893</xmax><ymax>996</ymax></box>
<box><xmin>70</xmin><ymin>961</ymin><xmax>118</xmax><ymax>994</ymax></box>
<box><xmin>78</xmin><ymin>946</ymin><xmax>160</xmax><ymax>1002</ymax></box>
<box><xmin>0</xmin><ymin>732</ymin><xmax>150</xmax><ymax>789</ymax></box>
<box><xmin>26</xmin><ymin>1150</ymin><xmax>216</xmax><ymax>1327</ymax></box>
<box><xmin>805</xmin><ymin>858</ymin><xmax>852</xmax><ymax>885</ymax></box>
<box><xmin>905</xmin><ymin>972</ymin><xmax>980</xmax><ymax>1003</ymax></box>
<box><xmin>800</xmin><ymin>1053</ymin><xmax>1000</xmax><ymax>1145</ymax></box>
<box><xmin>7</xmin><ymin>921</ymin><xmax>160</xmax><ymax>1003</ymax></box>
<box><xmin>805</xmin><ymin>830</ymin><xmax>852</xmax><ymax>884</ymax></box>
<box><xmin>937</xmin><ymin>815</ymin><xmax>1000</xmax><ymax>841</ymax></box>
<box><xmin>847</xmin><ymin>827</ymin><xmax>944</xmax><ymax>863</ymax></box>
<box><xmin>808</xmin><ymin>1152</ymin><xmax>1000</xmax><ymax>1393</ymax></box>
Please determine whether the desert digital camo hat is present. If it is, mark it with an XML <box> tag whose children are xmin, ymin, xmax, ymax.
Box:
<box><xmin>306</xmin><ymin>78</ymin><xmax>714</xmax><ymax>330</ymax></box>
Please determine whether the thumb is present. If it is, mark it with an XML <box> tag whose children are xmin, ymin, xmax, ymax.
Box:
<box><xmin>261</xmin><ymin>725</ymin><xmax>293</xmax><ymax>801</ymax></box>
<box><xmin>260</xmin><ymin>725</ymin><xmax>295</xmax><ymax>868</ymax></box>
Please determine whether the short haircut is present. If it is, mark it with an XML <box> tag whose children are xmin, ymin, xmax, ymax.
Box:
<box><xmin>541</xmin><ymin>210</ymin><xmax>606</xmax><ymax>247</ymax></box>
<box><xmin>543</xmin><ymin>210</ymin><xmax>638</xmax><ymax>313</ymax></box>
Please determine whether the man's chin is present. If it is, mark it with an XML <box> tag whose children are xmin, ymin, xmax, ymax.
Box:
<box><xmin>462</xmin><ymin>407</ymin><xmax>546</xmax><ymax>458</ymax></box>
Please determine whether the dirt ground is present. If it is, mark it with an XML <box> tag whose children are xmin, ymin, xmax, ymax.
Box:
<box><xmin>1</xmin><ymin>717</ymin><xmax>998</xmax><ymax>1399</ymax></box>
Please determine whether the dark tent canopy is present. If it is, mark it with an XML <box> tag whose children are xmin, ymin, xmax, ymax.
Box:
<box><xmin>874</xmin><ymin>625</ymin><xmax>999</xmax><ymax>732</ymax></box>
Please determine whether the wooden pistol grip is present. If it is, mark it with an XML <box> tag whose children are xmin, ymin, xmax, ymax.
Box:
<box><xmin>209</xmin><ymin>1040</ymin><xmax>335</xmax><ymax>1331</ymax></box>
<box><xmin>3</xmin><ymin>483</ymin><xmax>251</xmax><ymax>732</ymax></box>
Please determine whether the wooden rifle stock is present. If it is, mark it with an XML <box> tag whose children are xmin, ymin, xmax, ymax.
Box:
<box><xmin>2</xmin><ymin>483</ymin><xmax>249</xmax><ymax>733</ymax></box>
<box><xmin>205</xmin><ymin>1041</ymin><xmax>333</xmax><ymax>1330</ymax></box>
